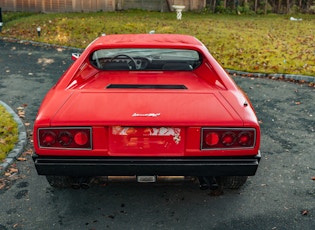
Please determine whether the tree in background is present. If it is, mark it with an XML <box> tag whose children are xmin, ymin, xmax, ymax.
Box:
<box><xmin>206</xmin><ymin>0</ymin><xmax>315</xmax><ymax>14</ymax></box>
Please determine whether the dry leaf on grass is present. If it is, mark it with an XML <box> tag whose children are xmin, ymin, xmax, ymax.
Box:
<box><xmin>0</xmin><ymin>139</ymin><xmax>6</xmax><ymax>144</ymax></box>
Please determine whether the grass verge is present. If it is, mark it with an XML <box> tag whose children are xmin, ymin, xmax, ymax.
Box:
<box><xmin>0</xmin><ymin>104</ymin><xmax>18</xmax><ymax>160</ymax></box>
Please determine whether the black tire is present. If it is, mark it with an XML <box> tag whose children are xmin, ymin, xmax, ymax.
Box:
<box><xmin>218</xmin><ymin>176</ymin><xmax>248</xmax><ymax>189</ymax></box>
<box><xmin>46</xmin><ymin>176</ymin><xmax>73</xmax><ymax>188</ymax></box>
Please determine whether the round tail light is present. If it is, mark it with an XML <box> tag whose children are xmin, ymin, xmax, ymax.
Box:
<box><xmin>238</xmin><ymin>132</ymin><xmax>251</xmax><ymax>146</ymax></box>
<box><xmin>41</xmin><ymin>131</ymin><xmax>56</xmax><ymax>146</ymax></box>
<box><xmin>205</xmin><ymin>132</ymin><xmax>220</xmax><ymax>146</ymax></box>
<box><xmin>58</xmin><ymin>132</ymin><xmax>72</xmax><ymax>146</ymax></box>
<box><xmin>222</xmin><ymin>132</ymin><xmax>236</xmax><ymax>146</ymax></box>
<box><xmin>74</xmin><ymin>131</ymin><xmax>89</xmax><ymax>146</ymax></box>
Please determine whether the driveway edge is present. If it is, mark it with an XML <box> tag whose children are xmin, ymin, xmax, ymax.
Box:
<box><xmin>226</xmin><ymin>69</ymin><xmax>315</xmax><ymax>85</ymax></box>
<box><xmin>0</xmin><ymin>101</ymin><xmax>27</xmax><ymax>175</ymax></box>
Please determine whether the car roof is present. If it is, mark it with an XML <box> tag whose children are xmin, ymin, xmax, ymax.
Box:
<box><xmin>90</xmin><ymin>34</ymin><xmax>204</xmax><ymax>49</ymax></box>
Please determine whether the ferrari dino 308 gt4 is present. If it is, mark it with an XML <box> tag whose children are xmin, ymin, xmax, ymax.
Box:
<box><xmin>33</xmin><ymin>34</ymin><xmax>261</xmax><ymax>190</ymax></box>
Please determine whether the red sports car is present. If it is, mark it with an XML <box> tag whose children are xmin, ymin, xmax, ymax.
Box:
<box><xmin>33</xmin><ymin>34</ymin><xmax>261</xmax><ymax>190</ymax></box>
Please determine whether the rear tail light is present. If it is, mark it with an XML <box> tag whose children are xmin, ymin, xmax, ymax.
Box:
<box><xmin>58</xmin><ymin>131</ymin><xmax>72</xmax><ymax>146</ymax></box>
<box><xmin>238</xmin><ymin>132</ymin><xmax>251</xmax><ymax>146</ymax></box>
<box><xmin>42</xmin><ymin>131</ymin><xmax>56</xmax><ymax>146</ymax></box>
<box><xmin>201</xmin><ymin>128</ymin><xmax>256</xmax><ymax>150</ymax></box>
<box><xmin>74</xmin><ymin>131</ymin><xmax>89</xmax><ymax>146</ymax></box>
<box><xmin>204</xmin><ymin>132</ymin><xmax>220</xmax><ymax>146</ymax></box>
<box><xmin>221</xmin><ymin>132</ymin><xmax>236</xmax><ymax>146</ymax></box>
<box><xmin>38</xmin><ymin>127</ymin><xmax>92</xmax><ymax>149</ymax></box>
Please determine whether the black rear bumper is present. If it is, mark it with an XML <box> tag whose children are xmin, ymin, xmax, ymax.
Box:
<box><xmin>32</xmin><ymin>151</ymin><xmax>261</xmax><ymax>177</ymax></box>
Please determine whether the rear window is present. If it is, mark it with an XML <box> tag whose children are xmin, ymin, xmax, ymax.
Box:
<box><xmin>90</xmin><ymin>48</ymin><xmax>202</xmax><ymax>71</ymax></box>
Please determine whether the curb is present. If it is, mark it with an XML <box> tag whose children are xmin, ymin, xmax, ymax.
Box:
<box><xmin>0</xmin><ymin>36</ymin><xmax>83</xmax><ymax>52</ymax></box>
<box><xmin>0</xmin><ymin>101</ymin><xmax>27</xmax><ymax>175</ymax></box>
<box><xmin>226</xmin><ymin>69</ymin><xmax>315</xmax><ymax>85</ymax></box>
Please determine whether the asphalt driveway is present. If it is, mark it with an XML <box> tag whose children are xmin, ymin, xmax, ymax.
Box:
<box><xmin>0</xmin><ymin>38</ymin><xmax>314</xmax><ymax>230</ymax></box>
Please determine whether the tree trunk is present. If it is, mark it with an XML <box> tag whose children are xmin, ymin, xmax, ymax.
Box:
<box><xmin>287</xmin><ymin>0</ymin><xmax>290</xmax><ymax>13</ymax></box>
<box><xmin>277</xmin><ymin>0</ymin><xmax>282</xmax><ymax>13</ymax></box>
<box><xmin>213</xmin><ymin>0</ymin><xmax>217</xmax><ymax>12</ymax></box>
<box><xmin>166</xmin><ymin>0</ymin><xmax>172</xmax><ymax>11</ymax></box>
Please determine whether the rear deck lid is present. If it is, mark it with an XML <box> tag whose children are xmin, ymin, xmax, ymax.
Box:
<box><xmin>50</xmin><ymin>91</ymin><xmax>243</xmax><ymax>126</ymax></box>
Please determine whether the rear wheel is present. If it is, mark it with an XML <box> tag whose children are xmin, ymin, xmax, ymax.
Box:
<box><xmin>217</xmin><ymin>176</ymin><xmax>248</xmax><ymax>189</ymax></box>
<box><xmin>46</xmin><ymin>176</ymin><xmax>73</xmax><ymax>188</ymax></box>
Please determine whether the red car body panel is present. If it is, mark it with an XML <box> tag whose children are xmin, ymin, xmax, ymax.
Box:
<box><xmin>33</xmin><ymin>34</ymin><xmax>261</xmax><ymax>180</ymax></box>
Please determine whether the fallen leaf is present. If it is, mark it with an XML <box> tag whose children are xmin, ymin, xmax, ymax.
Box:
<box><xmin>0</xmin><ymin>182</ymin><xmax>5</xmax><ymax>190</ymax></box>
<box><xmin>23</xmin><ymin>149</ymin><xmax>33</xmax><ymax>155</ymax></box>
<box><xmin>17</xmin><ymin>157</ymin><xmax>27</xmax><ymax>161</ymax></box>
<box><xmin>311</xmin><ymin>176</ymin><xmax>315</xmax><ymax>181</ymax></box>
<box><xmin>18</xmin><ymin>110</ymin><xmax>25</xmax><ymax>118</ymax></box>
<box><xmin>301</xmin><ymin>210</ymin><xmax>309</xmax><ymax>216</ymax></box>
<box><xmin>9</xmin><ymin>168</ymin><xmax>18</xmax><ymax>173</ymax></box>
<box><xmin>18</xmin><ymin>110</ymin><xmax>25</xmax><ymax>115</ymax></box>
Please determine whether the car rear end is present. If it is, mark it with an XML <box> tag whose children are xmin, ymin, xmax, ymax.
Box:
<box><xmin>32</xmin><ymin>34</ymin><xmax>261</xmax><ymax>189</ymax></box>
<box><xmin>33</xmin><ymin>74</ymin><xmax>261</xmax><ymax>189</ymax></box>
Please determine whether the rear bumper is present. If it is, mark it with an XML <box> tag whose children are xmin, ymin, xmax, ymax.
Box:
<box><xmin>33</xmin><ymin>151</ymin><xmax>261</xmax><ymax>177</ymax></box>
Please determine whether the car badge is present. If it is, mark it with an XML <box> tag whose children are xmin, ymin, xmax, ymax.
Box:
<box><xmin>132</xmin><ymin>113</ymin><xmax>160</xmax><ymax>117</ymax></box>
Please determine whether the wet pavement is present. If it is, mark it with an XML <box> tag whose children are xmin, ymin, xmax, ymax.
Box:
<box><xmin>0</xmin><ymin>38</ymin><xmax>314</xmax><ymax>230</ymax></box>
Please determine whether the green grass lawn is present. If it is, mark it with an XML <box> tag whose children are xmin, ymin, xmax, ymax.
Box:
<box><xmin>2</xmin><ymin>11</ymin><xmax>315</xmax><ymax>76</ymax></box>
<box><xmin>0</xmin><ymin>104</ymin><xmax>18</xmax><ymax>161</ymax></box>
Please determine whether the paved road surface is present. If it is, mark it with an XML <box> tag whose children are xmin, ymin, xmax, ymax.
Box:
<box><xmin>0</xmin><ymin>38</ymin><xmax>314</xmax><ymax>230</ymax></box>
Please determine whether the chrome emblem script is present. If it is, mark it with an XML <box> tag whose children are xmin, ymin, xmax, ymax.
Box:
<box><xmin>132</xmin><ymin>113</ymin><xmax>161</xmax><ymax>117</ymax></box>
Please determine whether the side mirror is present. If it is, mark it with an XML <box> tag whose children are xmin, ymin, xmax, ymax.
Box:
<box><xmin>71</xmin><ymin>53</ymin><xmax>81</xmax><ymax>61</ymax></box>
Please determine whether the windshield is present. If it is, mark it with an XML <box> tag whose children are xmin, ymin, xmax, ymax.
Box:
<box><xmin>90</xmin><ymin>48</ymin><xmax>202</xmax><ymax>71</ymax></box>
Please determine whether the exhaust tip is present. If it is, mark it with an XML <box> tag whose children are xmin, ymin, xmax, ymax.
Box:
<box><xmin>71</xmin><ymin>177</ymin><xmax>91</xmax><ymax>189</ymax></box>
<box><xmin>71</xmin><ymin>183</ymin><xmax>81</xmax><ymax>190</ymax></box>
<box><xmin>198</xmin><ymin>177</ymin><xmax>219</xmax><ymax>190</ymax></box>
<box><xmin>80</xmin><ymin>183</ymin><xmax>90</xmax><ymax>189</ymax></box>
